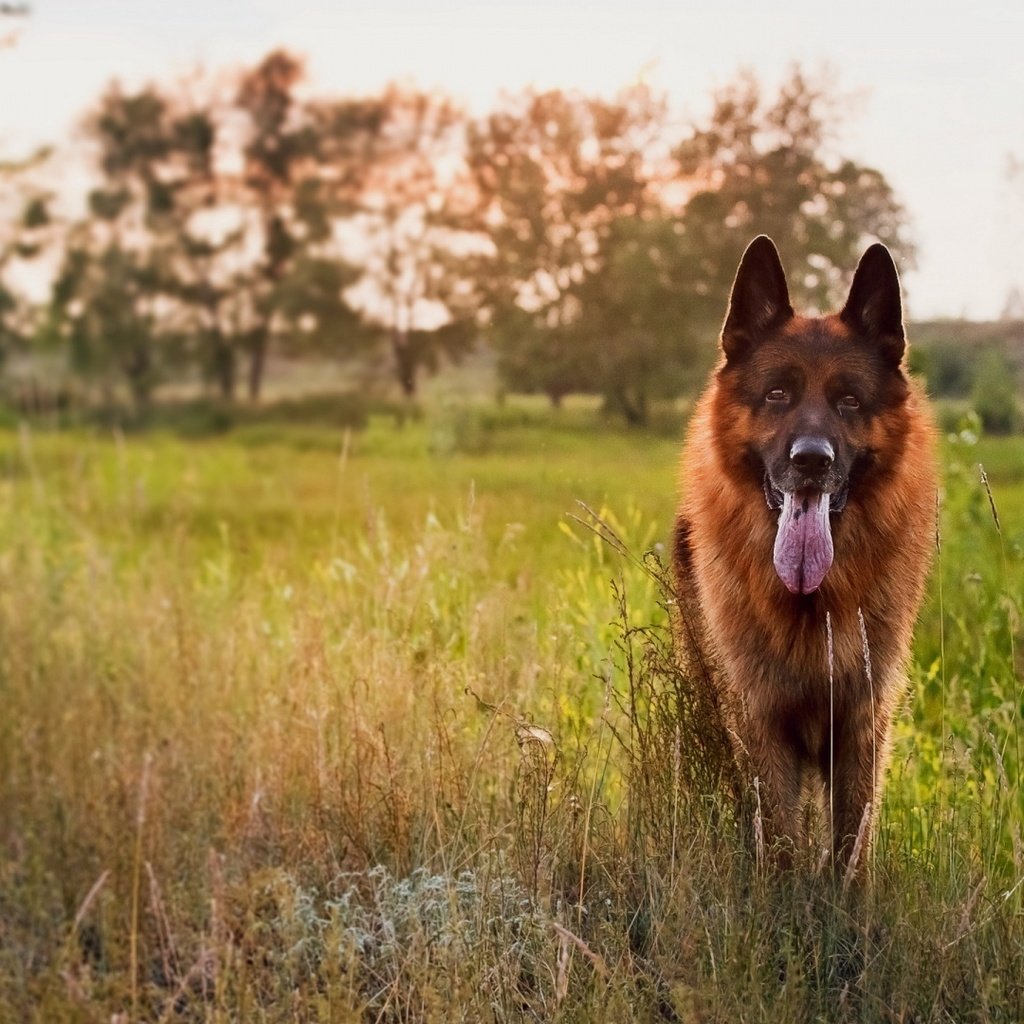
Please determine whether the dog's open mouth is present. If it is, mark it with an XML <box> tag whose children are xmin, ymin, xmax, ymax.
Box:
<box><xmin>763</xmin><ymin>476</ymin><xmax>848</xmax><ymax>595</ymax></box>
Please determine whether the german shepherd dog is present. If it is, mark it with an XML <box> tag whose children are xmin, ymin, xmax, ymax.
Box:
<box><xmin>673</xmin><ymin>236</ymin><xmax>937</xmax><ymax>872</ymax></box>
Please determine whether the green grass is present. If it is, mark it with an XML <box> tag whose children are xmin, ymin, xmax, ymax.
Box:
<box><xmin>0</xmin><ymin>406</ymin><xmax>1021</xmax><ymax>1022</ymax></box>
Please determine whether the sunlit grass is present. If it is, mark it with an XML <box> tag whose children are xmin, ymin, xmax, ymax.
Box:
<box><xmin>0</xmin><ymin>413</ymin><xmax>1020</xmax><ymax>1021</ymax></box>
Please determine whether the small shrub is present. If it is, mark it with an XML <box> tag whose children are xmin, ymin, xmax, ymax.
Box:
<box><xmin>908</xmin><ymin>340</ymin><xmax>976</xmax><ymax>397</ymax></box>
<box><xmin>427</xmin><ymin>402</ymin><xmax>496</xmax><ymax>456</ymax></box>
<box><xmin>972</xmin><ymin>350</ymin><xmax>1020</xmax><ymax>434</ymax></box>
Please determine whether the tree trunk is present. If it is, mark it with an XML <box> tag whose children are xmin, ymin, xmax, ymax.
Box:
<box><xmin>392</xmin><ymin>329</ymin><xmax>417</xmax><ymax>398</ymax></box>
<box><xmin>615</xmin><ymin>386</ymin><xmax>648</xmax><ymax>427</ymax></box>
<box><xmin>125</xmin><ymin>344</ymin><xmax>152</xmax><ymax>411</ymax></box>
<box><xmin>247</xmin><ymin>329</ymin><xmax>268</xmax><ymax>402</ymax></box>
<box><xmin>218</xmin><ymin>356</ymin><xmax>236</xmax><ymax>401</ymax></box>
<box><xmin>201</xmin><ymin>300</ymin><xmax>237</xmax><ymax>401</ymax></box>
<box><xmin>210</xmin><ymin>335</ymin><xmax>236</xmax><ymax>401</ymax></box>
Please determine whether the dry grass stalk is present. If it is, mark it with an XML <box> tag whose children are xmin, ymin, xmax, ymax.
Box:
<box><xmin>146</xmin><ymin>861</ymin><xmax>181</xmax><ymax>995</ymax></box>
<box><xmin>857</xmin><ymin>606</ymin><xmax>878</xmax><ymax>877</ymax></box>
<box><xmin>753</xmin><ymin>776</ymin><xmax>765</xmax><ymax>870</ymax></box>
<box><xmin>69</xmin><ymin>869</ymin><xmax>110</xmax><ymax>944</ymax></box>
<box><xmin>826</xmin><ymin>611</ymin><xmax>835</xmax><ymax>852</ymax></box>
<box><xmin>978</xmin><ymin>463</ymin><xmax>1002</xmax><ymax>534</ymax></box>
<box><xmin>549</xmin><ymin>920</ymin><xmax>609</xmax><ymax>980</ymax></box>
<box><xmin>842</xmin><ymin>800</ymin><xmax>873</xmax><ymax>893</ymax></box>
<box><xmin>129</xmin><ymin>752</ymin><xmax>153</xmax><ymax>1021</ymax></box>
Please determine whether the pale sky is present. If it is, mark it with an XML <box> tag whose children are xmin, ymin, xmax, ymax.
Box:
<box><xmin>2</xmin><ymin>0</ymin><xmax>1022</xmax><ymax>319</ymax></box>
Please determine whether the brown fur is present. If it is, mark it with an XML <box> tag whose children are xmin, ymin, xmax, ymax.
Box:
<box><xmin>673</xmin><ymin>237</ymin><xmax>937</xmax><ymax>872</ymax></box>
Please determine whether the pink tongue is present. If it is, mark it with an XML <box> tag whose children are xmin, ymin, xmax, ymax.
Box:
<box><xmin>772</xmin><ymin>491</ymin><xmax>833</xmax><ymax>594</ymax></box>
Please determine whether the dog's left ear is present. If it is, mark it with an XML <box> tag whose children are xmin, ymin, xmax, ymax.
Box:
<box><xmin>841</xmin><ymin>244</ymin><xmax>905</xmax><ymax>365</ymax></box>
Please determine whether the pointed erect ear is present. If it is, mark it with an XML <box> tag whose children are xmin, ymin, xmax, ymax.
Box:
<box><xmin>722</xmin><ymin>236</ymin><xmax>793</xmax><ymax>362</ymax></box>
<box><xmin>840</xmin><ymin>244</ymin><xmax>905</xmax><ymax>365</ymax></box>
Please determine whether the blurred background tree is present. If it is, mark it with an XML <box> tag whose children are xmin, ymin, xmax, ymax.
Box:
<box><xmin>345</xmin><ymin>86</ymin><xmax>483</xmax><ymax>398</ymax></box>
<box><xmin>48</xmin><ymin>85</ymin><xmax>184</xmax><ymax>407</ymax></box>
<box><xmin>463</xmin><ymin>68</ymin><xmax>916</xmax><ymax>425</ymax></box>
<box><xmin>568</xmin><ymin>215</ymin><xmax>699</xmax><ymax>424</ymax></box>
<box><xmin>0</xmin><ymin>151</ymin><xmax>51</xmax><ymax>373</ymax></box>
<box><xmin>467</xmin><ymin>86</ymin><xmax>665</xmax><ymax>412</ymax></box>
<box><xmin>674</xmin><ymin>66</ymin><xmax>915</xmax><ymax>329</ymax></box>
<box><xmin>45</xmin><ymin>56</ymin><xmax>385</xmax><ymax>408</ymax></box>
<box><xmin>274</xmin><ymin>93</ymin><xmax>385</xmax><ymax>367</ymax></box>
<box><xmin>235</xmin><ymin>49</ymin><xmax>325</xmax><ymax>400</ymax></box>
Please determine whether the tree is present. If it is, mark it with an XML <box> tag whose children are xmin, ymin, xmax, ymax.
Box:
<box><xmin>52</xmin><ymin>242</ymin><xmax>165</xmax><ymax>404</ymax></box>
<box><xmin>49</xmin><ymin>58</ymin><xmax>383</xmax><ymax>406</ymax></box>
<box><xmin>467</xmin><ymin>70</ymin><xmax>912</xmax><ymax>424</ymax></box>
<box><xmin>231</xmin><ymin>49</ymin><xmax>320</xmax><ymax>400</ymax></box>
<box><xmin>232</xmin><ymin>50</ymin><xmax>381</xmax><ymax>400</ymax></box>
<box><xmin>0</xmin><ymin>152</ymin><xmax>52</xmax><ymax>371</ymax></box>
<box><xmin>467</xmin><ymin>86</ymin><xmax>666</xmax><ymax>408</ymax></box>
<box><xmin>168</xmin><ymin>68</ymin><xmax>383</xmax><ymax>401</ymax></box>
<box><xmin>577</xmin><ymin>66</ymin><xmax>921</xmax><ymax>423</ymax></box>
<box><xmin>567</xmin><ymin>215</ymin><xmax>701</xmax><ymax>424</ymax></box>
<box><xmin>163</xmin><ymin>90</ymin><xmax>251</xmax><ymax>401</ymax></box>
<box><xmin>48</xmin><ymin>84</ymin><xmax>185</xmax><ymax>406</ymax></box>
<box><xmin>345</xmin><ymin>86</ymin><xmax>483</xmax><ymax>398</ymax></box>
<box><xmin>674</xmin><ymin>66</ymin><xmax>915</xmax><ymax>337</ymax></box>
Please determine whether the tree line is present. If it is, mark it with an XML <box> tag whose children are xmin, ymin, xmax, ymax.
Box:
<box><xmin>0</xmin><ymin>54</ymin><xmax>914</xmax><ymax>425</ymax></box>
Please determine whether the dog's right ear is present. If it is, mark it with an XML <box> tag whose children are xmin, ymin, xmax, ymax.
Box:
<box><xmin>722</xmin><ymin>236</ymin><xmax>793</xmax><ymax>362</ymax></box>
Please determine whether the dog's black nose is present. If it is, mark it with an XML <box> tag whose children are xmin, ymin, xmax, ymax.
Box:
<box><xmin>790</xmin><ymin>437</ymin><xmax>834</xmax><ymax>475</ymax></box>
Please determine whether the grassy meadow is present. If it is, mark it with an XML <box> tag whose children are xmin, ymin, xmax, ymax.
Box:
<box><xmin>1</xmin><ymin>398</ymin><xmax>1023</xmax><ymax>1022</ymax></box>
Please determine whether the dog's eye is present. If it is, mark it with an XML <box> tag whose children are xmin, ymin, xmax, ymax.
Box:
<box><xmin>765</xmin><ymin>389</ymin><xmax>789</xmax><ymax>404</ymax></box>
<box><xmin>837</xmin><ymin>395</ymin><xmax>860</xmax><ymax>411</ymax></box>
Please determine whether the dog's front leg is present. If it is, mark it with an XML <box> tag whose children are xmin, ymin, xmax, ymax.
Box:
<box><xmin>829</xmin><ymin>704</ymin><xmax>891</xmax><ymax>877</ymax></box>
<box><xmin>743</xmin><ymin>723</ymin><xmax>805</xmax><ymax>869</ymax></box>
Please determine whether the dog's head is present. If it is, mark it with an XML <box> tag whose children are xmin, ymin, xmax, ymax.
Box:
<box><xmin>714</xmin><ymin>236</ymin><xmax>910</xmax><ymax>594</ymax></box>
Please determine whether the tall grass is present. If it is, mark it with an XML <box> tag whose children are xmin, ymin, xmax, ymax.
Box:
<box><xmin>0</xmin><ymin>417</ymin><xmax>1021</xmax><ymax>1021</ymax></box>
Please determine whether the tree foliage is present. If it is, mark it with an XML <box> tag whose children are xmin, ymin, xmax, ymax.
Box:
<box><xmin>568</xmin><ymin>215</ymin><xmax>702</xmax><ymax>423</ymax></box>
<box><xmin>235</xmin><ymin>50</ymin><xmax>329</xmax><ymax>399</ymax></box>
<box><xmin>675</xmin><ymin>67</ymin><xmax>915</xmax><ymax>323</ymax></box>
<box><xmin>0</xmin><ymin>152</ymin><xmax>51</xmax><ymax>369</ymax></box>
<box><xmin>345</xmin><ymin>86</ymin><xmax>483</xmax><ymax>397</ymax></box>
<box><xmin>48</xmin><ymin>58</ymin><xmax>382</xmax><ymax>405</ymax></box>
<box><xmin>49</xmin><ymin>84</ymin><xmax>184</xmax><ymax>404</ymax></box>
<box><xmin>467</xmin><ymin>86</ymin><xmax>665</xmax><ymax>408</ymax></box>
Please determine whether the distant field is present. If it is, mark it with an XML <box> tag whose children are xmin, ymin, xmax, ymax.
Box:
<box><xmin>0</xmin><ymin>409</ymin><xmax>1021</xmax><ymax>1021</ymax></box>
